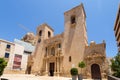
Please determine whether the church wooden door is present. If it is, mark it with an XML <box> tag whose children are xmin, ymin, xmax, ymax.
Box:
<box><xmin>49</xmin><ymin>63</ymin><xmax>55</xmax><ymax>76</ymax></box>
<box><xmin>91</xmin><ymin>64</ymin><xmax>101</xmax><ymax>79</ymax></box>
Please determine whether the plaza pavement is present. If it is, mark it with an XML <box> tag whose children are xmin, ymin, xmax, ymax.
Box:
<box><xmin>1</xmin><ymin>74</ymin><xmax>107</xmax><ymax>80</ymax></box>
<box><xmin>1</xmin><ymin>74</ymin><xmax>72</xmax><ymax>80</ymax></box>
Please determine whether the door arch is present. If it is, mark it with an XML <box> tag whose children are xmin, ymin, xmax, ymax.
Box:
<box><xmin>91</xmin><ymin>64</ymin><xmax>101</xmax><ymax>79</ymax></box>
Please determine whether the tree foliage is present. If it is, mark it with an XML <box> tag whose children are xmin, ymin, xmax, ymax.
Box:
<box><xmin>0</xmin><ymin>58</ymin><xmax>7</xmax><ymax>76</ymax></box>
<box><xmin>78</xmin><ymin>61</ymin><xmax>86</xmax><ymax>68</ymax></box>
<box><xmin>70</xmin><ymin>68</ymin><xmax>78</xmax><ymax>76</ymax></box>
<box><xmin>111</xmin><ymin>52</ymin><xmax>120</xmax><ymax>78</ymax></box>
<box><xmin>78</xmin><ymin>61</ymin><xmax>86</xmax><ymax>74</ymax></box>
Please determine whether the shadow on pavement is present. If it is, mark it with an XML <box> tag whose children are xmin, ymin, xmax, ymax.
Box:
<box><xmin>1</xmin><ymin>78</ymin><xmax>8</xmax><ymax>80</ymax></box>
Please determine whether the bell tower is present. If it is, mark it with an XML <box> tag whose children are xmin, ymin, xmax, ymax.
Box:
<box><xmin>32</xmin><ymin>23</ymin><xmax>54</xmax><ymax>73</ymax></box>
<box><xmin>36</xmin><ymin>23</ymin><xmax>54</xmax><ymax>43</ymax></box>
<box><xmin>63</xmin><ymin>3</ymin><xmax>88</xmax><ymax>73</ymax></box>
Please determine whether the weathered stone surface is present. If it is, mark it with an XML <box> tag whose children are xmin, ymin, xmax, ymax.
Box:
<box><xmin>30</xmin><ymin>3</ymin><xmax>108</xmax><ymax>79</ymax></box>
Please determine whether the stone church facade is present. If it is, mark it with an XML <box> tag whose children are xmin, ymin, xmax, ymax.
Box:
<box><xmin>84</xmin><ymin>41</ymin><xmax>108</xmax><ymax>79</ymax></box>
<box><xmin>27</xmin><ymin>4</ymin><xmax>108</xmax><ymax>79</ymax></box>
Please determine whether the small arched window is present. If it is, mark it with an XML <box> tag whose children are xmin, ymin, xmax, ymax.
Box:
<box><xmin>45</xmin><ymin>47</ymin><xmax>48</xmax><ymax>56</ymax></box>
<box><xmin>71</xmin><ymin>15</ymin><xmax>76</xmax><ymax>24</ymax></box>
<box><xmin>51</xmin><ymin>47</ymin><xmax>55</xmax><ymax>56</ymax></box>
<box><xmin>39</xmin><ymin>30</ymin><xmax>42</xmax><ymax>36</ymax></box>
<box><xmin>38</xmin><ymin>39</ymin><xmax>41</xmax><ymax>43</ymax></box>
<box><xmin>48</xmin><ymin>31</ymin><xmax>51</xmax><ymax>38</ymax></box>
<box><xmin>45</xmin><ymin>47</ymin><xmax>47</xmax><ymax>54</ymax></box>
<box><xmin>58</xmin><ymin>43</ymin><xmax>61</xmax><ymax>48</ymax></box>
<box><xmin>69</xmin><ymin>56</ymin><xmax>72</xmax><ymax>62</ymax></box>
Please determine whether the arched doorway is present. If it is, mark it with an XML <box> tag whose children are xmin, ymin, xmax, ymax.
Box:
<box><xmin>49</xmin><ymin>63</ymin><xmax>55</xmax><ymax>76</ymax></box>
<box><xmin>25</xmin><ymin>66</ymin><xmax>31</xmax><ymax>74</ymax></box>
<box><xmin>91</xmin><ymin>64</ymin><xmax>101</xmax><ymax>79</ymax></box>
<box><xmin>27</xmin><ymin>66</ymin><xmax>31</xmax><ymax>74</ymax></box>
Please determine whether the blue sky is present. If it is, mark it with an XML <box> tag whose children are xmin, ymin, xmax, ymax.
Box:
<box><xmin>0</xmin><ymin>0</ymin><xmax>120</xmax><ymax>57</ymax></box>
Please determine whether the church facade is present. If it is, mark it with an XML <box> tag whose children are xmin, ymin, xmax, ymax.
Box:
<box><xmin>29</xmin><ymin>4</ymin><xmax>108</xmax><ymax>79</ymax></box>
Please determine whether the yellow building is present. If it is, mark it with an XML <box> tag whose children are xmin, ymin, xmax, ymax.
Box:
<box><xmin>0</xmin><ymin>39</ymin><xmax>15</xmax><ymax>70</ymax></box>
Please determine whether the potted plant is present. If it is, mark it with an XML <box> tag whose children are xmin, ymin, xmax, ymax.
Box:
<box><xmin>70</xmin><ymin>68</ymin><xmax>78</xmax><ymax>80</ymax></box>
<box><xmin>78</xmin><ymin>61</ymin><xmax>86</xmax><ymax>80</ymax></box>
<box><xmin>0</xmin><ymin>58</ymin><xmax>7</xmax><ymax>80</ymax></box>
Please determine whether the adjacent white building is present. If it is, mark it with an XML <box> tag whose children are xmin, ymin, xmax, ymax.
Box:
<box><xmin>14</xmin><ymin>39</ymin><xmax>35</xmax><ymax>74</ymax></box>
<box><xmin>0</xmin><ymin>39</ymin><xmax>34</xmax><ymax>74</ymax></box>
<box><xmin>0</xmin><ymin>39</ymin><xmax>15</xmax><ymax>71</ymax></box>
